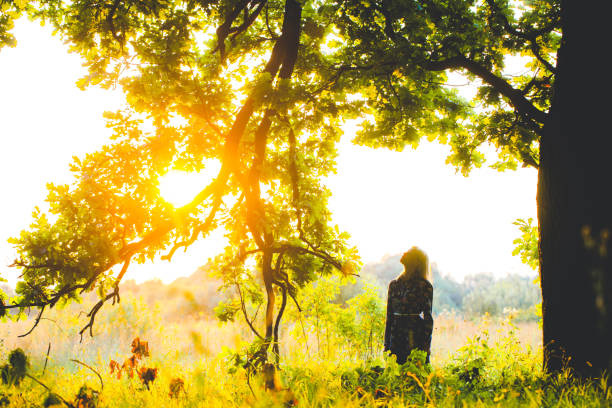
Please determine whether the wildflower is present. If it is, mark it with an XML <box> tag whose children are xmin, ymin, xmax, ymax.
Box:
<box><xmin>131</xmin><ymin>337</ymin><xmax>150</xmax><ymax>359</ymax></box>
<box><xmin>169</xmin><ymin>378</ymin><xmax>185</xmax><ymax>398</ymax></box>
<box><xmin>138</xmin><ymin>367</ymin><xmax>158</xmax><ymax>389</ymax></box>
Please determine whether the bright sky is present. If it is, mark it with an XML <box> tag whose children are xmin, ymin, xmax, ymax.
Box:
<box><xmin>0</xmin><ymin>19</ymin><xmax>538</xmax><ymax>286</ymax></box>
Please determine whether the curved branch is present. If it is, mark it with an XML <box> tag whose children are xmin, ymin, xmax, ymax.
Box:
<box><xmin>485</xmin><ymin>0</ymin><xmax>557</xmax><ymax>73</ymax></box>
<box><xmin>235</xmin><ymin>281</ymin><xmax>264</xmax><ymax>340</ymax></box>
<box><xmin>529</xmin><ymin>41</ymin><xmax>557</xmax><ymax>74</ymax></box>
<box><xmin>229</xmin><ymin>0</ymin><xmax>267</xmax><ymax>43</ymax></box>
<box><xmin>118</xmin><ymin>174</ymin><xmax>228</xmax><ymax>259</ymax></box>
<box><xmin>161</xmin><ymin>192</ymin><xmax>224</xmax><ymax>261</ymax></box>
<box><xmin>71</xmin><ymin>359</ymin><xmax>104</xmax><ymax>391</ymax></box>
<box><xmin>309</xmin><ymin>62</ymin><xmax>396</xmax><ymax>98</ymax></box>
<box><xmin>75</xmin><ymin>257</ymin><xmax>132</xmax><ymax>339</ymax></box>
<box><xmin>78</xmin><ymin>290</ymin><xmax>118</xmax><ymax>340</ymax></box>
<box><xmin>215</xmin><ymin>0</ymin><xmax>251</xmax><ymax>59</ymax></box>
<box><xmin>273</xmin><ymin>243</ymin><xmax>344</xmax><ymax>271</ymax></box>
<box><xmin>265</xmin><ymin>0</ymin><xmax>279</xmax><ymax>40</ymax></box>
<box><xmin>4</xmin><ymin>263</ymin><xmax>112</xmax><ymax>313</ymax></box>
<box><xmin>18</xmin><ymin>305</ymin><xmax>45</xmax><ymax>337</ymax></box>
<box><xmin>424</xmin><ymin>55</ymin><xmax>548</xmax><ymax>125</ymax></box>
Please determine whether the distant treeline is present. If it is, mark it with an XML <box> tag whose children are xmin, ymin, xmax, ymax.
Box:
<box><xmin>1</xmin><ymin>254</ymin><xmax>541</xmax><ymax>322</ymax></box>
<box><xmin>347</xmin><ymin>254</ymin><xmax>541</xmax><ymax>321</ymax></box>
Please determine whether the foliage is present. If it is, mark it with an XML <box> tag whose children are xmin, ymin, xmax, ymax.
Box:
<box><xmin>338</xmin><ymin>284</ymin><xmax>386</xmax><ymax>359</ymax></box>
<box><xmin>167</xmin><ymin>377</ymin><xmax>184</xmax><ymax>399</ymax></box>
<box><xmin>0</xmin><ymin>311</ymin><xmax>610</xmax><ymax>407</ymax></box>
<box><xmin>0</xmin><ymin>0</ymin><xmax>27</xmax><ymax>50</ymax></box>
<box><xmin>2</xmin><ymin>0</ymin><xmax>558</xmax><ymax>321</ymax></box>
<box><xmin>513</xmin><ymin>217</ymin><xmax>539</xmax><ymax>271</ymax></box>
<box><xmin>2</xmin><ymin>0</ymin><xmax>362</xmax><ymax>365</ymax></box>
<box><xmin>333</xmin><ymin>0</ymin><xmax>559</xmax><ymax>173</ymax></box>
<box><xmin>340</xmin><ymin>350</ymin><xmax>434</xmax><ymax>405</ymax></box>
<box><xmin>43</xmin><ymin>393</ymin><xmax>64</xmax><ymax>407</ymax></box>
<box><xmin>0</xmin><ymin>348</ymin><xmax>28</xmax><ymax>386</ymax></box>
<box><xmin>462</xmin><ymin>274</ymin><xmax>540</xmax><ymax>319</ymax></box>
<box><xmin>74</xmin><ymin>385</ymin><xmax>99</xmax><ymax>408</ymax></box>
<box><xmin>109</xmin><ymin>337</ymin><xmax>158</xmax><ymax>390</ymax></box>
<box><xmin>446</xmin><ymin>317</ymin><xmax>540</xmax><ymax>391</ymax></box>
<box><xmin>290</xmin><ymin>276</ymin><xmax>341</xmax><ymax>358</ymax></box>
<box><xmin>282</xmin><ymin>276</ymin><xmax>386</xmax><ymax>361</ymax></box>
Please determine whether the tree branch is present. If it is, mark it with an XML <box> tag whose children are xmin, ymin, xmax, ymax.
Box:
<box><xmin>485</xmin><ymin>0</ymin><xmax>557</xmax><ymax>73</ymax></box>
<box><xmin>79</xmin><ymin>290</ymin><xmax>118</xmax><ymax>340</ymax></box>
<box><xmin>272</xmin><ymin>243</ymin><xmax>344</xmax><ymax>271</ymax></box>
<box><xmin>18</xmin><ymin>305</ymin><xmax>45</xmax><ymax>337</ymax></box>
<box><xmin>235</xmin><ymin>281</ymin><xmax>264</xmax><ymax>340</ymax></box>
<box><xmin>161</xmin><ymin>192</ymin><xmax>224</xmax><ymax>261</ymax></box>
<box><xmin>265</xmin><ymin>0</ymin><xmax>279</xmax><ymax>40</ymax></box>
<box><xmin>215</xmin><ymin>0</ymin><xmax>251</xmax><ymax>59</ymax></box>
<box><xmin>424</xmin><ymin>55</ymin><xmax>548</xmax><ymax>125</ymax></box>
<box><xmin>105</xmin><ymin>0</ymin><xmax>125</xmax><ymax>48</ymax></box>
<box><xmin>229</xmin><ymin>0</ymin><xmax>267</xmax><ymax>43</ymax></box>
<box><xmin>71</xmin><ymin>359</ymin><xmax>104</xmax><ymax>391</ymax></box>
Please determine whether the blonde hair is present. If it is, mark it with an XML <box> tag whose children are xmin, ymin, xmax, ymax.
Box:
<box><xmin>399</xmin><ymin>247</ymin><xmax>430</xmax><ymax>281</ymax></box>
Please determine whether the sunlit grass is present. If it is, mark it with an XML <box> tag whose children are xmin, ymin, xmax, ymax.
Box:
<box><xmin>0</xmin><ymin>297</ymin><xmax>609</xmax><ymax>407</ymax></box>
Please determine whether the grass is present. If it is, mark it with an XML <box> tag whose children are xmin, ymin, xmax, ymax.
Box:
<box><xmin>0</xmin><ymin>297</ymin><xmax>610</xmax><ymax>407</ymax></box>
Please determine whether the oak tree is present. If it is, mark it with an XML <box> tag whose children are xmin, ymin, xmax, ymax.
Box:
<box><xmin>331</xmin><ymin>0</ymin><xmax>610</xmax><ymax>377</ymax></box>
<box><xmin>1</xmin><ymin>0</ymin><xmax>359</xmax><ymax>367</ymax></box>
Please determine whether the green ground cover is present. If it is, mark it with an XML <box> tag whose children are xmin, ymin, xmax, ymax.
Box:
<box><xmin>1</xmin><ymin>313</ymin><xmax>609</xmax><ymax>407</ymax></box>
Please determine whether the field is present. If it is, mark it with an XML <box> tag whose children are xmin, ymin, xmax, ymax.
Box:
<box><xmin>0</xmin><ymin>295</ymin><xmax>610</xmax><ymax>407</ymax></box>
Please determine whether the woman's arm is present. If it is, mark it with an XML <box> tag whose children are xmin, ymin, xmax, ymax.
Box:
<box><xmin>384</xmin><ymin>282</ymin><xmax>394</xmax><ymax>351</ymax></box>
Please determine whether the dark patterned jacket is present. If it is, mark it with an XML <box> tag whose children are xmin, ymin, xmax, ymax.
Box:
<box><xmin>384</xmin><ymin>276</ymin><xmax>433</xmax><ymax>364</ymax></box>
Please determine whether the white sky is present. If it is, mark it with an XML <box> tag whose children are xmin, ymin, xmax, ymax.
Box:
<box><xmin>0</xmin><ymin>19</ymin><xmax>538</xmax><ymax>286</ymax></box>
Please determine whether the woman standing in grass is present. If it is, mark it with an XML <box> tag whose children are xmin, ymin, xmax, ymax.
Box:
<box><xmin>384</xmin><ymin>247</ymin><xmax>434</xmax><ymax>364</ymax></box>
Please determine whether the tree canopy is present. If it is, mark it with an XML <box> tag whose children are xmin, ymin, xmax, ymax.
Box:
<box><xmin>332</xmin><ymin>0</ymin><xmax>558</xmax><ymax>173</ymax></box>
<box><xmin>0</xmin><ymin>0</ymin><xmax>25</xmax><ymax>48</ymax></box>
<box><xmin>2</xmin><ymin>0</ymin><xmax>361</xmax><ymax>364</ymax></box>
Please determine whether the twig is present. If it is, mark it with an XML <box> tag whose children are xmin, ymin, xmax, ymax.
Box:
<box><xmin>42</xmin><ymin>343</ymin><xmax>51</xmax><ymax>376</ymax></box>
<box><xmin>265</xmin><ymin>0</ymin><xmax>279</xmax><ymax>40</ymax></box>
<box><xmin>40</xmin><ymin>317</ymin><xmax>65</xmax><ymax>333</ymax></box>
<box><xmin>235</xmin><ymin>282</ymin><xmax>264</xmax><ymax>340</ymax></box>
<box><xmin>246</xmin><ymin>371</ymin><xmax>257</xmax><ymax>399</ymax></box>
<box><xmin>161</xmin><ymin>194</ymin><xmax>224</xmax><ymax>261</ymax></box>
<box><xmin>79</xmin><ymin>291</ymin><xmax>118</xmax><ymax>341</ymax></box>
<box><xmin>18</xmin><ymin>305</ymin><xmax>45</xmax><ymax>337</ymax></box>
<box><xmin>71</xmin><ymin>359</ymin><xmax>104</xmax><ymax>391</ymax></box>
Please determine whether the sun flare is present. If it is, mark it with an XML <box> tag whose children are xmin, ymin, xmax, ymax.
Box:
<box><xmin>158</xmin><ymin>160</ymin><xmax>222</xmax><ymax>207</ymax></box>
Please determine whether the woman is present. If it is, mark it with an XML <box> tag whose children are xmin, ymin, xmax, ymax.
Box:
<box><xmin>384</xmin><ymin>247</ymin><xmax>433</xmax><ymax>364</ymax></box>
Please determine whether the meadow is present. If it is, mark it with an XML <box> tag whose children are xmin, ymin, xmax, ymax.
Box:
<box><xmin>0</xmin><ymin>290</ymin><xmax>609</xmax><ymax>407</ymax></box>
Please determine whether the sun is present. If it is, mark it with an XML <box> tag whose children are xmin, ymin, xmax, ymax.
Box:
<box><xmin>158</xmin><ymin>160</ymin><xmax>222</xmax><ymax>207</ymax></box>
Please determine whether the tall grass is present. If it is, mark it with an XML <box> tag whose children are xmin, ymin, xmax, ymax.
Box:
<box><xmin>0</xmin><ymin>294</ymin><xmax>609</xmax><ymax>407</ymax></box>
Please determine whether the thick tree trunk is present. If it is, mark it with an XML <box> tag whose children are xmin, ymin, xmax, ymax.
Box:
<box><xmin>537</xmin><ymin>0</ymin><xmax>611</xmax><ymax>377</ymax></box>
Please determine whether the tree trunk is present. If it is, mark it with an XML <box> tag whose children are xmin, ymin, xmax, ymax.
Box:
<box><xmin>537</xmin><ymin>0</ymin><xmax>611</xmax><ymax>377</ymax></box>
